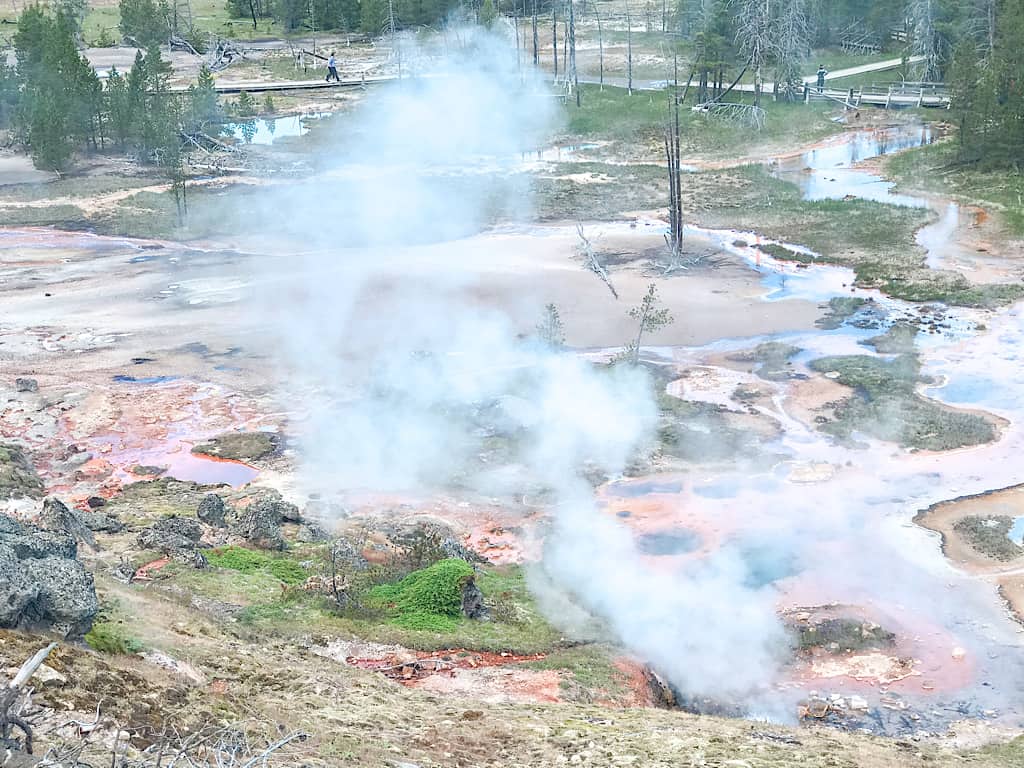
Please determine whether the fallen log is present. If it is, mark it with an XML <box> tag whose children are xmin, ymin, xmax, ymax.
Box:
<box><xmin>2</xmin><ymin>642</ymin><xmax>57</xmax><ymax>754</ymax></box>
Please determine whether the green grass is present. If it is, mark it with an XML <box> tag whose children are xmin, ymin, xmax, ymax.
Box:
<box><xmin>85</xmin><ymin>620</ymin><xmax>145</xmax><ymax>655</ymax></box>
<box><xmin>231</xmin><ymin>564</ymin><xmax>565</xmax><ymax>654</ymax></box>
<box><xmin>888</xmin><ymin>140</ymin><xmax>1024</xmax><ymax>236</ymax></box>
<box><xmin>808</xmin><ymin>354</ymin><xmax>996</xmax><ymax>450</ymax></box>
<box><xmin>561</xmin><ymin>85</ymin><xmax>842</xmax><ymax>152</ymax></box>
<box><xmin>953</xmin><ymin>515</ymin><xmax>1023</xmax><ymax>562</ymax></box>
<box><xmin>817</xmin><ymin>297</ymin><xmax>868</xmax><ymax>330</ymax></box>
<box><xmin>863</xmin><ymin>322</ymin><xmax>919</xmax><ymax>353</ymax></box>
<box><xmin>206</xmin><ymin>545</ymin><xmax>308</xmax><ymax>585</ymax></box>
<box><xmin>524</xmin><ymin>645</ymin><xmax>629</xmax><ymax>702</ymax></box>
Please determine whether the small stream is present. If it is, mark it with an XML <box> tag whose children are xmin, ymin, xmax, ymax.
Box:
<box><xmin>612</xmin><ymin>123</ymin><xmax>1024</xmax><ymax>731</ymax></box>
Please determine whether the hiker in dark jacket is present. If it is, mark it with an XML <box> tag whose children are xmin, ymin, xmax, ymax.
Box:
<box><xmin>816</xmin><ymin>64</ymin><xmax>828</xmax><ymax>91</ymax></box>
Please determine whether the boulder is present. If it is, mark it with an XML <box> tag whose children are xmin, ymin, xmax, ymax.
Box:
<box><xmin>0</xmin><ymin>442</ymin><xmax>45</xmax><ymax>500</ymax></box>
<box><xmin>461</xmin><ymin>575</ymin><xmax>488</xmax><ymax>620</ymax></box>
<box><xmin>38</xmin><ymin>497</ymin><xmax>97</xmax><ymax>551</ymax></box>
<box><xmin>0</xmin><ymin>514</ymin><xmax>98</xmax><ymax>639</ymax></box>
<box><xmin>137</xmin><ymin>515</ymin><xmax>204</xmax><ymax>554</ymax></box>
<box><xmin>86</xmin><ymin>496</ymin><xmax>107</xmax><ymax>509</ymax></box>
<box><xmin>80</xmin><ymin>510</ymin><xmax>125</xmax><ymax>533</ymax></box>
<box><xmin>15</xmin><ymin>377</ymin><xmax>39</xmax><ymax>393</ymax></box>
<box><xmin>232</xmin><ymin>501</ymin><xmax>285</xmax><ymax>550</ymax></box>
<box><xmin>197</xmin><ymin>493</ymin><xmax>227</xmax><ymax>527</ymax></box>
<box><xmin>296</xmin><ymin>522</ymin><xmax>330</xmax><ymax>543</ymax></box>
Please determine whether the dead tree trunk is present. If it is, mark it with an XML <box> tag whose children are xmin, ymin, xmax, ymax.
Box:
<box><xmin>552</xmin><ymin>4</ymin><xmax>558</xmax><ymax>79</ymax></box>
<box><xmin>532</xmin><ymin>0</ymin><xmax>539</xmax><ymax>66</ymax></box>
<box><xmin>664</xmin><ymin>90</ymin><xmax>683</xmax><ymax>262</ymax></box>
<box><xmin>569</xmin><ymin>0</ymin><xmax>579</xmax><ymax>105</ymax></box>
<box><xmin>1</xmin><ymin>643</ymin><xmax>57</xmax><ymax>755</ymax></box>
<box><xmin>625</xmin><ymin>0</ymin><xmax>633</xmax><ymax>94</ymax></box>
<box><xmin>590</xmin><ymin>0</ymin><xmax>604</xmax><ymax>89</ymax></box>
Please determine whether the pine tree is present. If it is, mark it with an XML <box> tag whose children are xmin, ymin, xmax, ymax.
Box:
<box><xmin>480</xmin><ymin>0</ymin><xmax>497</xmax><ymax>28</ymax></box>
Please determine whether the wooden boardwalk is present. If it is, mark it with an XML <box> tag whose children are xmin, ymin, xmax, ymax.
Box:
<box><xmin>182</xmin><ymin>53</ymin><xmax>948</xmax><ymax>107</ymax></box>
<box><xmin>169</xmin><ymin>74</ymin><xmax>397</xmax><ymax>94</ymax></box>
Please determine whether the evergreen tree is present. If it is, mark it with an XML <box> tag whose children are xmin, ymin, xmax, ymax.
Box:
<box><xmin>105</xmin><ymin>67</ymin><xmax>134</xmax><ymax>147</ymax></box>
<box><xmin>187</xmin><ymin>64</ymin><xmax>221</xmax><ymax>131</ymax></box>
<box><xmin>118</xmin><ymin>0</ymin><xmax>168</xmax><ymax>46</ymax></box>
<box><xmin>480</xmin><ymin>0</ymin><xmax>498</xmax><ymax>27</ymax></box>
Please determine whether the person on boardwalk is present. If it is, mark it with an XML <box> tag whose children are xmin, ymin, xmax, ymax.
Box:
<box><xmin>816</xmin><ymin>64</ymin><xmax>828</xmax><ymax>92</ymax></box>
<box><xmin>326</xmin><ymin>53</ymin><xmax>340</xmax><ymax>83</ymax></box>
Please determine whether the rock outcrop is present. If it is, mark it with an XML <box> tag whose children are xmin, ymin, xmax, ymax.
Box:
<box><xmin>0</xmin><ymin>514</ymin><xmax>98</xmax><ymax>638</ymax></box>
<box><xmin>137</xmin><ymin>516</ymin><xmax>204</xmax><ymax>556</ymax></box>
<box><xmin>460</xmin><ymin>575</ymin><xmax>488</xmax><ymax>620</ymax></box>
<box><xmin>38</xmin><ymin>497</ymin><xmax>97</xmax><ymax>550</ymax></box>
<box><xmin>197</xmin><ymin>493</ymin><xmax>227</xmax><ymax>528</ymax></box>
<box><xmin>0</xmin><ymin>442</ymin><xmax>44</xmax><ymax>500</ymax></box>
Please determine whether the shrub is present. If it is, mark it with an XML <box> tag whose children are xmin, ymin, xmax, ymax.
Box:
<box><xmin>368</xmin><ymin>558</ymin><xmax>474</xmax><ymax>627</ymax></box>
<box><xmin>85</xmin><ymin>621</ymin><xmax>144</xmax><ymax>655</ymax></box>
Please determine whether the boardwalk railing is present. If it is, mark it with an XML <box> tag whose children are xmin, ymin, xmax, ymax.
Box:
<box><xmin>802</xmin><ymin>82</ymin><xmax>950</xmax><ymax>109</ymax></box>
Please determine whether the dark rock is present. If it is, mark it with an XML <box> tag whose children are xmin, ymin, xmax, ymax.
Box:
<box><xmin>80</xmin><ymin>510</ymin><xmax>125</xmax><ymax>533</ymax></box>
<box><xmin>22</xmin><ymin>556</ymin><xmax>98</xmax><ymax>637</ymax></box>
<box><xmin>86</xmin><ymin>496</ymin><xmax>107</xmax><ymax>509</ymax></box>
<box><xmin>137</xmin><ymin>516</ymin><xmax>203</xmax><ymax>554</ymax></box>
<box><xmin>461</xmin><ymin>576</ymin><xmax>488</xmax><ymax>620</ymax></box>
<box><xmin>296</xmin><ymin>522</ymin><xmax>330</xmax><ymax>542</ymax></box>
<box><xmin>197</xmin><ymin>494</ymin><xmax>227</xmax><ymax>527</ymax></box>
<box><xmin>232</xmin><ymin>500</ymin><xmax>284</xmax><ymax>550</ymax></box>
<box><xmin>15</xmin><ymin>377</ymin><xmax>39</xmax><ymax>393</ymax></box>
<box><xmin>0</xmin><ymin>442</ymin><xmax>45</xmax><ymax>500</ymax></box>
<box><xmin>386</xmin><ymin>519</ymin><xmax>486</xmax><ymax>567</ymax></box>
<box><xmin>38</xmin><ymin>497</ymin><xmax>97</xmax><ymax>551</ymax></box>
<box><xmin>0</xmin><ymin>514</ymin><xmax>98</xmax><ymax>639</ymax></box>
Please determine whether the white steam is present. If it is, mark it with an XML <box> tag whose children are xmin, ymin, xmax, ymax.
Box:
<box><xmin>256</xmin><ymin>27</ymin><xmax>786</xmax><ymax>701</ymax></box>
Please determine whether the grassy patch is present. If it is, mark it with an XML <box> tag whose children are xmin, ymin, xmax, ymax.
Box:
<box><xmin>191</xmin><ymin>431</ymin><xmax>279</xmax><ymax>461</ymax></box>
<box><xmin>524</xmin><ymin>645</ymin><xmax>629</xmax><ymax>702</ymax></box>
<box><xmin>953</xmin><ymin>515</ymin><xmax>1023</xmax><ymax>562</ymax></box>
<box><xmin>561</xmin><ymin>85</ymin><xmax>842</xmax><ymax>156</ymax></box>
<box><xmin>808</xmin><ymin>354</ymin><xmax>995</xmax><ymax>450</ymax></box>
<box><xmin>863</xmin><ymin>322</ymin><xmax>919</xmax><ymax>353</ymax></box>
<box><xmin>230</xmin><ymin>564</ymin><xmax>564</xmax><ymax>654</ymax></box>
<box><xmin>888</xmin><ymin>140</ymin><xmax>1024</xmax><ymax>236</ymax></box>
<box><xmin>85</xmin><ymin>620</ymin><xmax>145</xmax><ymax>655</ymax></box>
<box><xmin>816</xmin><ymin>297</ymin><xmax>867</xmax><ymax>330</ymax></box>
<box><xmin>726</xmin><ymin>342</ymin><xmax>801</xmax><ymax>381</ymax></box>
<box><xmin>206</xmin><ymin>545</ymin><xmax>308</xmax><ymax>585</ymax></box>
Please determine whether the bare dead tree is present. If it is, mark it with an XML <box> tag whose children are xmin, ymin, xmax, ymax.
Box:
<box><xmin>2</xmin><ymin>642</ymin><xmax>57</xmax><ymax>755</ymax></box>
<box><xmin>664</xmin><ymin>82</ymin><xmax>684</xmax><ymax>262</ymax></box>
<box><xmin>732</xmin><ymin>0</ymin><xmax>771</xmax><ymax>106</ymax></box>
<box><xmin>552</xmin><ymin>3</ymin><xmax>558</xmax><ymax>80</ymax></box>
<box><xmin>532</xmin><ymin>0</ymin><xmax>539</xmax><ymax>66</ymax></box>
<box><xmin>909</xmin><ymin>0</ymin><xmax>943</xmax><ymax>82</ymax></box>
<box><xmin>625</xmin><ymin>0</ymin><xmax>634</xmax><ymax>94</ymax></box>
<box><xmin>589</xmin><ymin>0</ymin><xmax>604</xmax><ymax>89</ymax></box>
<box><xmin>772</xmin><ymin>0</ymin><xmax>809</xmax><ymax>100</ymax></box>
<box><xmin>576</xmin><ymin>223</ymin><xmax>618</xmax><ymax>299</ymax></box>
<box><xmin>568</xmin><ymin>0</ymin><xmax>579</xmax><ymax>105</ymax></box>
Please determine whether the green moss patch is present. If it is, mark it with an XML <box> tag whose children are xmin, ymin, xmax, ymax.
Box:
<box><xmin>368</xmin><ymin>558</ymin><xmax>474</xmax><ymax>621</ymax></box>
